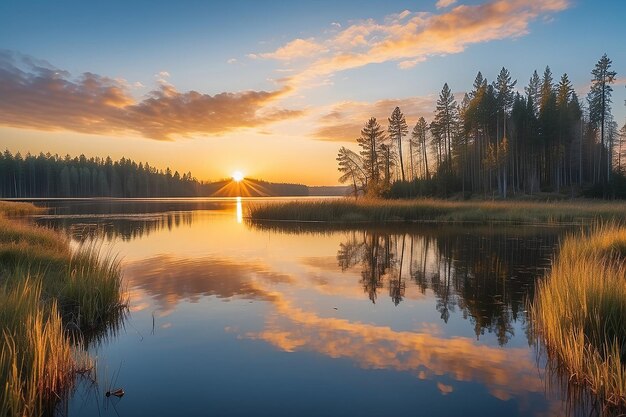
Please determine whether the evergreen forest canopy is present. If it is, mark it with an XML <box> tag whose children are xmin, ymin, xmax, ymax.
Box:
<box><xmin>337</xmin><ymin>54</ymin><xmax>626</xmax><ymax>198</ymax></box>
<box><xmin>0</xmin><ymin>152</ymin><xmax>309</xmax><ymax>198</ymax></box>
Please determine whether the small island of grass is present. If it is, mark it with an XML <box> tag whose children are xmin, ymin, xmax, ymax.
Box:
<box><xmin>532</xmin><ymin>224</ymin><xmax>626</xmax><ymax>410</ymax></box>
<box><xmin>248</xmin><ymin>198</ymin><xmax>626</xmax><ymax>225</ymax></box>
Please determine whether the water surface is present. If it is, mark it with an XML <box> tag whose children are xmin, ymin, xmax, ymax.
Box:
<box><xmin>32</xmin><ymin>198</ymin><xmax>588</xmax><ymax>416</ymax></box>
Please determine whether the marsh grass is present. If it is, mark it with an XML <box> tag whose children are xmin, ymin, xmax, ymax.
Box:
<box><xmin>0</xmin><ymin>202</ymin><xmax>126</xmax><ymax>416</ymax></box>
<box><xmin>0</xmin><ymin>201</ymin><xmax>45</xmax><ymax>217</ymax></box>
<box><xmin>0</xmin><ymin>277</ymin><xmax>92</xmax><ymax>417</ymax></box>
<box><xmin>532</xmin><ymin>224</ymin><xmax>626</xmax><ymax>410</ymax></box>
<box><xmin>248</xmin><ymin>198</ymin><xmax>626</xmax><ymax>225</ymax></box>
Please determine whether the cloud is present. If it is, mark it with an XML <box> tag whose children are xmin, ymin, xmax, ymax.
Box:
<box><xmin>245</xmin><ymin>293</ymin><xmax>547</xmax><ymax>404</ymax></box>
<box><xmin>435</xmin><ymin>0</ymin><xmax>457</xmax><ymax>9</ymax></box>
<box><xmin>313</xmin><ymin>95</ymin><xmax>436</xmax><ymax>142</ymax></box>
<box><xmin>259</xmin><ymin>38</ymin><xmax>328</xmax><ymax>61</ymax></box>
<box><xmin>227</xmin><ymin>58</ymin><xmax>238</xmax><ymax>64</ymax></box>
<box><xmin>124</xmin><ymin>253</ymin><xmax>293</xmax><ymax>313</ymax></box>
<box><xmin>0</xmin><ymin>50</ymin><xmax>302</xmax><ymax>140</ymax></box>
<box><xmin>255</xmin><ymin>0</ymin><xmax>569</xmax><ymax>91</ymax></box>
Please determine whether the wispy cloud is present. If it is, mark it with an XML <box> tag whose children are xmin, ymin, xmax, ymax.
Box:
<box><xmin>0</xmin><ymin>50</ymin><xmax>301</xmax><ymax>140</ymax></box>
<box><xmin>254</xmin><ymin>0</ymin><xmax>569</xmax><ymax>91</ymax></box>
<box><xmin>435</xmin><ymin>0</ymin><xmax>457</xmax><ymax>9</ymax></box>
<box><xmin>313</xmin><ymin>95</ymin><xmax>436</xmax><ymax>142</ymax></box>
<box><xmin>259</xmin><ymin>38</ymin><xmax>328</xmax><ymax>61</ymax></box>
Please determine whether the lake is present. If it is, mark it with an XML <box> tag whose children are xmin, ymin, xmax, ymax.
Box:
<box><xmin>30</xmin><ymin>198</ymin><xmax>591</xmax><ymax>416</ymax></box>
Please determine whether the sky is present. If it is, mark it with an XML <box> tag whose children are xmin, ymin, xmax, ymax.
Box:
<box><xmin>1</xmin><ymin>0</ymin><xmax>625</xmax><ymax>185</ymax></box>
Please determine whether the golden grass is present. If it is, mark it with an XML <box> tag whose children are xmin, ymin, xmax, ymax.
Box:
<box><xmin>532</xmin><ymin>224</ymin><xmax>626</xmax><ymax>409</ymax></box>
<box><xmin>0</xmin><ymin>277</ymin><xmax>91</xmax><ymax>417</ymax></box>
<box><xmin>0</xmin><ymin>201</ymin><xmax>45</xmax><ymax>217</ymax></box>
<box><xmin>248</xmin><ymin>198</ymin><xmax>626</xmax><ymax>224</ymax></box>
<box><xmin>0</xmin><ymin>202</ymin><xmax>125</xmax><ymax>416</ymax></box>
<box><xmin>0</xmin><ymin>217</ymin><xmax>126</xmax><ymax>330</ymax></box>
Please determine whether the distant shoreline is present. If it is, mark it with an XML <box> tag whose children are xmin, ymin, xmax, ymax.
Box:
<box><xmin>247</xmin><ymin>198</ymin><xmax>626</xmax><ymax>225</ymax></box>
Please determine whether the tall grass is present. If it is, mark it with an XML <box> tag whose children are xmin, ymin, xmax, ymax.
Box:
<box><xmin>532</xmin><ymin>224</ymin><xmax>626</xmax><ymax>410</ymax></box>
<box><xmin>0</xmin><ymin>202</ymin><xmax>125</xmax><ymax>416</ymax></box>
<box><xmin>0</xmin><ymin>217</ymin><xmax>126</xmax><ymax>330</ymax></box>
<box><xmin>0</xmin><ymin>277</ymin><xmax>91</xmax><ymax>417</ymax></box>
<box><xmin>248</xmin><ymin>198</ymin><xmax>626</xmax><ymax>224</ymax></box>
<box><xmin>0</xmin><ymin>201</ymin><xmax>45</xmax><ymax>217</ymax></box>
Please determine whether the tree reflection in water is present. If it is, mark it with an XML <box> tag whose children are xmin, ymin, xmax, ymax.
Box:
<box><xmin>337</xmin><ymin>226</ymin><xmax>561</xmax><ymax>346</ymax></box>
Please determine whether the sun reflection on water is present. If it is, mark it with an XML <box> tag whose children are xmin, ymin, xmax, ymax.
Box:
<box><xmin>236</xmin><ymin>197</ymin><xmax>243</xmax><ymax>223</ymax></box>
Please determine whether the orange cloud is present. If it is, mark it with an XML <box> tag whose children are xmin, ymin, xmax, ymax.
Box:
<box><xmin>246</xmin><ymin>293</ymin><xmax>548</xmax><ymax>403</ymax></box>
<box><xmin>313</xmin><ymin>95</ymin><xmax>436</xmax><ymax>142</ymax></box>
<box><xmin>123</xmin><ymin>253</ymin><xmax>292</xmax><ymax>313</ymax></box>
<box><xmin>0</xmin><ymin>50</ymin><xmax>302</xmax><ymax>140</ymax></box>
<box><xmin>259</xmin><ymin>38</ymin><xmax>328</xmax><ymax>61</ymax></box>
<box><xmin>256</xmin><ymin>0</ymin><xmax>569</xmax><ymax>90</ymax></box>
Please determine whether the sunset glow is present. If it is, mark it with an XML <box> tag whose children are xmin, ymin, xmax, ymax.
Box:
<box><xmin>0</xmin><ymin>0</ymin><xmax>624</xmax><ymax>186</ymax></box>
<box><xmin>232</xmin><ymin>171</ymin><xmax>244</xmax><ymax>183</ymax></box>
<box><xmin>3</xmin><ymin>2</ymin><xmax>626</xmax><ymax>413</ymax></box>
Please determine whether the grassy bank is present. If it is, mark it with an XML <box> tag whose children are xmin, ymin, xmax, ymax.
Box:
<box><xmin>0</xmin><ymin>202</ymin><xmax>126</xmax><ymax>416</ymax></box>
<box><xmin>248</xmin><ymin>198</ymin><xmax>626</xmax><ymax>224</ymax></box>
<box><xmin>0</xmin><ymin>201</ymin><xmax>45</xmax><ymax>217</ymax></box>
<box><xmin>532</xmin><ymin>224</ymin><xmax>626</xmax><ymax>410</ymax></box>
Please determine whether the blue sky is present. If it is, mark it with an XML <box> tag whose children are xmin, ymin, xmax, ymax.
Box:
<box><xmin>0</xmin><ymin>0</ymin><xmax>624</xmax><ymax>184</ymax></box>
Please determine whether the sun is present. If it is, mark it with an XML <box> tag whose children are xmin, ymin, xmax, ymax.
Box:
<box><xmin>232</xmin><ymin>171</ymin><xmax>244</xmax><ymax>183</ymax></box>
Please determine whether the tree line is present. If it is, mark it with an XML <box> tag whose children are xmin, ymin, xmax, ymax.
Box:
<box><xmin>338</xmin><ymin>54</ymin><xmax>626</xmax><ymax>198</ymax></box>
<box><xmin>0</xmin><ymin>151</ymin><xmax>308</xmax><ymax>198</ymax></box>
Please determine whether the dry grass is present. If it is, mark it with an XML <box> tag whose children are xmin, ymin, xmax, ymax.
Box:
<box><xmin>532</xmin><ymin>224</ymin><xmax>626</xmax><ymax>410</ymax></box>
<box><xmin>0</xmin><ymin>217</ymin><xmax>126</xmax><ymax>330</ymax></box>
<box><xmin>0</xmin><ymin>202</ymin><xmax>125</xmax><ymax>416</ymax></box>
<box><xmin>248</xmin><ymin>198</ymin><xmax>626</xmax><ymax>225</ymax></box>
<box><xmin>0</xmin><ymin>277</ymin><xmax>91</xmax><ymax>417</ymax></box>
<box><xmin>0</xmin><ymin>201</ymin><xmax>45</xmax><ymax>217</ymax></box>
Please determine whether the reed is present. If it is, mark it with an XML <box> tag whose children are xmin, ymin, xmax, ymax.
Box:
<box><xmin>248</xmin><ymin>198</ymin><xmax>626</xmax><ymax>224</ymax></box>
<box><xmin>0</xmin><ymin>202</ymin><xmax>125</xmax><ymax>416</ymax></box>
<box><xmin>0</xmin><ymin>277</ymin><xmax>93</xmax><ymax>417</ymax></box>
<box><xmin>0</xmin><ymin>201</ymin><xmax>45</xmax><ymax>217</ymax></box>
<box><xmin>0</xmin><ymin>217</ymin><xmax>126</xmax><ymax>330</ymax></box>
<box><xmin>532</xmin><ymin>224</ymin><xmax>626</xmax><ymax>410</ymax></box>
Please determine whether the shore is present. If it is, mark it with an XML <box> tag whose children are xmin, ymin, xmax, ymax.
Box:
<box><xmin>248</xmin><ymin>198</ymin><xmax>626</xmax><ymax>225</ymax></box>
<box><xmin>532</xmin><ymin>224</ymin><xmax>626</xmax><ymax>410</ymax></box>
<box><xmin>0</xmin><ymin>201</ymin><xmax>126</xmax><ymax>417</ymax></box>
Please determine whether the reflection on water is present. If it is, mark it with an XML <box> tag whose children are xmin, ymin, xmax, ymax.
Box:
<box><xmin>27</xmin><ymin>199</ymin><xmax>599</xmax><ymax>416</ymax></box>
<box><xmin>335</xmin><ymin>227</ymin><xmax>556</xmax><ymax>345</ymax></box>
<box><xmin>236</xmin><ymin>196</ymin><xmax>243</xmax><ymax>224</ymax></box>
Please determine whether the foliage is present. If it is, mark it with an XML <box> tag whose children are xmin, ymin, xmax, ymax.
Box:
<box><xmin>0</xmin><ymin>151</ymin><xmax>309</xmax><ymax>198</ymax></box>
<box><xmin>337</xmin><ymin>55</ymin><xmax>622</xmax><ymax>199</ymax></box>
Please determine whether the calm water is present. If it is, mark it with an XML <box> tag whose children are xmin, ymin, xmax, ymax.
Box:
<box><xmin>30</xmin><ymin>198</ymin><xmax>590</xmax><ymax>416</ymax></box>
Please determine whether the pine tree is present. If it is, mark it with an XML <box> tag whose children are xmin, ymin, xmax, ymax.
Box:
<box><xmin>337</xmin><ymin>147</ymin><xmax>366</xmax><ymax>196</ymax></box>
<box><xmin>587</xmin><ymin>53</ymin><xmax>617</xmax><ymax>182</ymax></box>
<box><xmin>387</xmin><ymin>107</ymin><xmax>409</xmax><ymax>181</ymax></box>
<box><xmin>412</xmin><ymin>117</ymin><xmax>430</xmax><ymax>180</ymax></box>
<box><xmin>539</xmin><ymin>66</ymin><xmax>554</xmax><ymax>113</ymax></box>
<box><xmin>356</xmin><ymin>117</ymin><xmax>386</xmax><ymax>194</ymax></box>
<box><xmin>525</xmin><ymin>70</ymin><xmax>541</xmax><ymax>116</ymax></box>
<box><xmin>434</xmin><ymin>83</ymin><xmax>457</xmax><ymax>171</ymax></box>
<box><xmin>495</xmin><ymin>67</ymin><xmax>517</xmax><ymax>136</ymax></box>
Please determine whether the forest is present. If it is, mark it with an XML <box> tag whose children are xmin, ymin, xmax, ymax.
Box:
<box><xmin>0</xmin><ymin>152</ymin><xmax>309</xmax><ymax>198</ymax></box>
<box><xmin>337</xmin><ymin>54</ymin><xmax>626</xmax><ymax>198</ymax></box>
